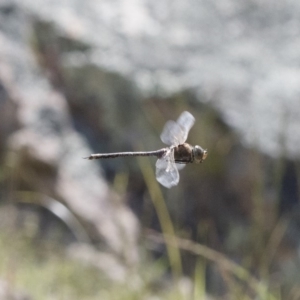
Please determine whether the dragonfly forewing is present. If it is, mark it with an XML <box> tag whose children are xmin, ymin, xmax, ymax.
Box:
<box><xmin>177</xmin><ymin>111</ymin><xmax>195</xmax><ymax>144</ymax></box>
<box><xmin>175</xmin><ymin>163</ymin><xmax>186</xmax><ymax>170</ymax></box>
<box><xmin>160</xmin><ymin>120</ymin><xmax>182</xmax><ymax>146</ymax></box>
<box><xmin>160</xmin><ymin>111</ymin><xmax>195</xmax><ymax>146</ymax></box>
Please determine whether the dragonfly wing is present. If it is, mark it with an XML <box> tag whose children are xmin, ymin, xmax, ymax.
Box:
<box><xmin>176</xmin><ymin>163</ymin><xmax>186</xmax><ymax>170</ymax></box>
<box><xmin>160</xmin><ymin>120</ymin><xmax>182</xmax><ymax>146</ymax></box>
<box><xmin>156</xmin><ymin>151</ymin><xmax>179</xmax><ymax>188</ymax></box>
<box><xmin>160</xmin><ymin>111</ymin><xmax>195</xmax><ymax>146</ymax></box>
<box><xmin>176</xmin><ymin>111</ymin><xmax>195</xmax><ymax>144</ymax></box>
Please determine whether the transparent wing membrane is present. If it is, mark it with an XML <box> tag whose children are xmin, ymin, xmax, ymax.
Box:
<box><xmin>160</xmin><ymin>111</ymin><xmax>195</xmax><ymax>146</ymax></box>
<box><xmin>160</xmin><ymin>121</ymin><xmax>183</xmax><ymax>146</ymax></box>
<box><xmin>175</xmin><ymin>163</ymin><xmax>186</xmax><ymax>170</ymax></box>
<box><xmin>176</xmin><ymin>111</ymin><xmax>195</xmax><ymax>144</ymax></box>
<box><xmin>155</xmin><ymin>150</ymin><xmax>179</xmax><ymax>188</ymax></box>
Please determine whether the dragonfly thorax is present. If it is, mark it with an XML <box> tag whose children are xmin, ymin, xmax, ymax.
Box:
<box><xmin>173</xmin><ymin>143</ymin><xmax>208</xmax><ymax>164</ymax></box>
<box><xmin>173</xmin><ymin>143</ymin><xmax>193</xmax><ymax>164</ymax></box>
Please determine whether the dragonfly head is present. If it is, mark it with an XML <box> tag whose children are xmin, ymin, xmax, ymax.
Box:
<box><xmin>193</xmin><ymin>146</ymin><xmax>208</xmax><ymax>163</ymax></box>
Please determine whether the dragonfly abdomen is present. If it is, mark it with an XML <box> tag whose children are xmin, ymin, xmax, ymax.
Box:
<box><xmin>85</xmin><ymin>148</ymin><xmax>167</xmax><ymax>160</ymax></box>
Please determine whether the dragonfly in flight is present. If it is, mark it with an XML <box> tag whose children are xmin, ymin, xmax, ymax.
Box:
<box><xmin>85</xmin><ymin>111</ymin><xmax>207</xmax><ymax>188</ymax></box>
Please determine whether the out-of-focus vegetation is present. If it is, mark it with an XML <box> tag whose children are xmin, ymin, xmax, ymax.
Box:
<box><xmin>0</xmin><ymin>229</ymin><xmax>172</xmax><ymax>300</ymax></box>
<box><xmin>0</xmin><ymin>210</ymin><xmax>287</xmax><ymax>300</ymax></box>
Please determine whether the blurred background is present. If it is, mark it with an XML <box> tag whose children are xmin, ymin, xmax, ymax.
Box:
<box><xmin>0</xmin><ymin>0</ymin><xmax>300</xmax><ymax>299</ymax></box>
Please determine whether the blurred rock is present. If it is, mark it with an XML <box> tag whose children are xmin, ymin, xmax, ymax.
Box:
<box><xmin>0</xmin><ymin>3</ymin><xmax>139</xmax><ymax>271</ymax></box>
<box><xmin>7</xmin><ymin>0</ymin><xmax>300</xmax><ymax>159</ymax></box>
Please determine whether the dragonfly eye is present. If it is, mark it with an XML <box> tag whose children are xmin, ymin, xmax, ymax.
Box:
<box><xmin>193</xmin><ymin>146</ymin><xmax>208</xmax><ymax>163</ymax></box>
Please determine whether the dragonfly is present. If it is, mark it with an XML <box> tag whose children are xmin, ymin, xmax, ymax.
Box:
<box><xmin>85</xmin><ymin>111</ymin><xmax>207</xmax><ymax>188</ymax></box>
